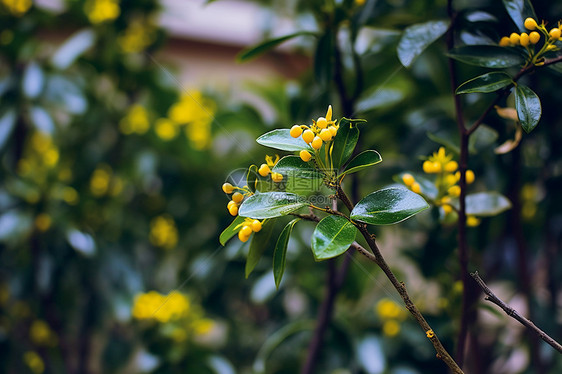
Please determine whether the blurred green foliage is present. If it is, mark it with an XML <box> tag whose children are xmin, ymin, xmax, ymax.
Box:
<box><xmin>1</xmin><ymin>0</ymin><xmax>562</xmax><ymax>373</ymax></box>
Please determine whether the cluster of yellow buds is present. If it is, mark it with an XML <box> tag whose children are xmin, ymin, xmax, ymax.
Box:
<box><xmin>403</xmin><ymin>147</ymin><xmax>480</xmax><ymax>226</ymax></box>
<box><xmin>222</xmin><ymin>183</ymin><xmax>250</xmax><ymax>216</ymax></box>
<box><xmin>234</xmin><ymin>218</ymin><xmax>263</xmax><ymax>243</ymax></box>
<box><xmin>499</xmin><ymin>18</ymin><xmax>561</xmax><ymax>66</ymax></box>
<box><xmin>290</xmin><ymin>106</ymin><xmax>339</xmax><ymax>163</ymax></box>
<box><xmin>258</xmin><ymin>154</ymin><xmax>283</xmax><ymax>183</ymax></box>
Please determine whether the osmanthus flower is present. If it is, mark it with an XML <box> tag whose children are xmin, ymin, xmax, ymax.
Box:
<box><xmin>399</xmin><ymin>147</ymin><xmax>481</xmax><ymax>226</ymax></box>
<box><xmin>499</xmin><ymin>17</ymin><xmax>562</xmax><ymax>67</ymax></box>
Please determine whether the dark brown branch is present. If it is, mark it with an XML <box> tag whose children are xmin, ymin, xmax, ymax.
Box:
<box><xmin>471</xmin><ymin>272</ymin><xmax>562</xmax><ymax>354</ymax></box>
<box><xmin>337</xmin><ymin>186</ymin><xmax>464</xmax><ymax>373</ymax></box>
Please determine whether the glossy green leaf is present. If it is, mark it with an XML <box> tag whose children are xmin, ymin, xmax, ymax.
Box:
<box><xmin>447</xmin><ymin>45</ymin><xmax>525</xmax><ymax>68</ymax></box>
<box><xmin>341</xmin><ymin>150</ymin><xmax>382</xmax><ymax>175</ymax></box>
<box><xmin>273</xmin><ymin>218</ymin><xmax>300</xmax><ymax>288</ymax></box>
<box><xmin>22</xmin><ymin>61</ymin><xmax>44</xmax><ymax>99</ymax></box>
<box><xmin>272</xmin><ymin>156</ymin><xmax>324</xmax><ymax>194</ymax></box>
<box><xmin>311</xmin><ymin>215</ymin><xmax>357</xmax><ymax>261</ymax></box>
<box><xmin>246</xmin><ymin>219</ymin><xmax>276</xmax><ymax>278</ymax></box>
<box><xmin>247</xmin><ymin>165</ymin><xmax>259</xmax><ymax>192</ymax></box>
<box><xmin>397</xmin><ymin>20</ymin><xmax>449</xmax><ymax>67</ymax></box>
<box><xmin>515</xmin><ymin>84</ymin><xmax>541</xmax><ymax>133</ymax></box>
<box><xmin>456</xmin><ymin>72</ymin><xmax>513</xmax><ymax>94</ymax></box>
<box><xmin>469</xmin><ymin>125</ymin><xmax>498</xmax><ymax>153</ymax></box>
<box><xmin>0</xmin><ymin>109</ymin><xmax>16</xmax><ymax>152</ymax></box>
<box><xmin>331</xmin><ymin>118</ymin><xmax>364</xmax><ymax>170</ymax></box>
<box><xmin>239</xmin><ymin>192</ymin><xmax>308</xmax><ymax>219</ymax></box>
<box><xmin>465</xmin><ymin>192</ymin><xmax>512</xmax><ymax>216</ymax></box>
<box><xmin>51</xmin><ymin>29</ymin><xmax>95</xmax><ymax>69</ymax></box>
<box><xmin>503</xmin><ymin>0</ymin><xmax>537</xmax><ymax>33</ymax></box>
<box><xmin>237</xmin><ymin>31</ymin><xmax>315</xmax><ymax>62</ymax></box>
<box><xmin>351</xmin><ymin>187</ymin><xmax>429</xmax><ymax>225</ymax></box>
<box><xmin>219</xmin><ymin>215</ymin><xmax>246</xmax><ymax>246</ymax></box>
<box><xmin>427</xmin><ymin>132</ymin><xmax>460</xmax><ymax>155</ymax></box>
<box><xmin>256</xmin><ymin>129</ymin><xmax>311</xmax><ymax>152</ymax></box>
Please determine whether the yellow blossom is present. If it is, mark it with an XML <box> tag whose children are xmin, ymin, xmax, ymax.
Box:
<box><xmin>382</xmin><ymin>320</ymin><xmax>400</xmax><ymax>337</ymax></box>
<box><xmin>35</xmin><ymin>214</ymin><xmax>52</xmax><ymax>232</ymax></box>
<box><xmin>376</xmin><ymin>298</ymin><xmax>406</xmax><ymax>320</ymax></box>
<box><xmin>119</xmin><ymin>104</ymin><xmax>150</xmax><ymax>135</ymax></box>
<box><xmin>84</xmin><ymin>0</ymin><xmax>120</xmax><ymax>24</ymax></box>
<box><xmin>132</xmin><ymin>291</ymin><xmax>190</xmax><ymax>323</ymax></box>
<box><xmin>155</xmin><ymin>118</ymin><xmax>179</xmax><ymax>141</ymax></box>
<box><xmin>23</xmin><ymin>351</ymin><xmax>44</xmax><ymax>374</ymax></box>
<box><xmin>90</xmin><ymin>165</ymin><xmax>112</xmax><ymax>196</ymax></box>
<box><xmin>30</xmin><ymin>320</ymin><xmax>57</xmax><ymax>347</ymax></box>
<box><xmin>118</xmin><ymin>19</ymin><xmax>156</xmax><ymax>54</ymax></box>
<box><xmin>149</xmin><ymin>215</ymin><xmax>178</xmax><ymax>249</ymax></box>
<box><xmin>1</xmin><ymin>0</ymin><xmax>32</xmax><ymax>16</ymax></box>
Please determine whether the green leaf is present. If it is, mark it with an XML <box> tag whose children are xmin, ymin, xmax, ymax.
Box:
<box><xmin>447</xmin><ymin>45</ymin><xmax>525</xmax><ymax>68</ymax></box>
<box><xmin>456</xmin><ymin>72</ymin><xmax>513</xmax><ymax>94</ymax></box>
<box><xmin>356</xmin><ymin>88</ymin><xmax>406</xmax><ymax>112</ymax></box>
<box><xmin>273</xmin><ymin>218</ymin><xmax>300</xmax><ymax>288</ymax></box>
<box><xmin>246</xmin><ymin>219</ymin><xmax>276</xmax><ymax>278</ymax></box>
<box><xmin>272</xmin><ymin>156</ymin><xmax>324</xmax><ymax>195</ymax></box>
<box><xmin>503</xmin><ymin>0</ymin><xmax>537</xmax><ymax>33</ymax></box>
<box><xmin>237</xmin><ymin>32</ymin><xmax>315</xmax><ymax>62</ymax></box>
<box><xmin>426</xmin><ymin>132</ymin><xmax>460</xmax><ymax>155</ymax></box>
<box><xmin>469</xmin><ymin>125</ymin><xmax>498</xmax><ymax>153</ymax></box>
<box><xmin>341</xmin><ymin>150</ymin><xmax>382</xmax><ymax>176</ymax></box>
<box><xmin>247</xmin><ymin>165</ymin><xmax>259</xmax><ymax>192</ymax></box>
<box><xmin>0</xmin><ymin>109</ymin><xmax>16</xmax><ymax>152</ymax></box>
<box><xmin>397</xmin><ymin>20</ymin><xmax>450</xmax><ymax>67</ymax></box>
<box><xmin>331</xmin><ymin>118</ymin><xmax>364</xmax><ymax>170</ymax></box>
<box><xmin>239</xmin><ymin>192</ymin><xmax>309</xmax><ymax>219</ymax></box>
<box><xmin>256</xmin><ymin>129</ymin><xmax>311</xmax><ymax>152</ymax></box>
<box><xmin>311</xmin><ymin>215</ymin><xmax>357</xmax><ymax>261</ymax></box>
<box><xmin>219</xmin><ymin>215</ymin><xmax>246</xmax><ymax>246</ymax></box>
<box><xmin>314</xmin><ymin>30</ymin><xmax>333</xmax><ymax>87</ymax></box>
<box><xmin>22</xmin><ymin>62</ymin><xmax>44</xmax><ymax>99</ymax></box>
<box><xmin>351</xmin><ymin>187</ymin><xmax>429</xmax><ymax>225</ymax></box>
<box><xmin>464</xmin><ymin>192</ymin><xmax>512</xmax><ymax>216</ymax></box>
<box><xmin>515</xmin><ymin>85</ymin><xmax>541</xmax><ymax>133</ymax></box>
<box><xmin>51</xmin><ymin>29</ymin><xmax>96</xmax><ymax>69</ymax></box>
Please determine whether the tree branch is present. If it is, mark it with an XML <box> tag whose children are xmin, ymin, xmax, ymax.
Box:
<box><xmin>471</xmin><ymin>272</ymin><xmax>562</xmax><ymax>354</ymax></box>
<box><xmin>337</xmin><ymin>186</ymin><xmax>464</xmax><ymax>373</ymax></box>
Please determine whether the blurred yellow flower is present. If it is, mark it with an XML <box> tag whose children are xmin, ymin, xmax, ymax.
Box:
<box><xmin>120</xmin><ymin>104</ymin><xmax>150</xmax><ymax>135</ymax></box>
<box><xmin>154</xmin><ymin>118</ymin><xmax>179</xmax><ymax>141</ymax></box>
<box><xmin>23</xmin><ymin>351</ymin><xmax>44</xmax><ymax>374</ymax></box>
<box><xmin>168</xmin><ymin>91</ymin><xmax>215</xmax><ymax>149</ymax></box>
<box><xmin>84</xmin><ymin>0</ymin><xmax>120</xmax><ymax>24</ymax></box>
<box><xmin>1</xmin><ymin>0</ymin><xmax>32</xmax><ymax>16</ymax></box>
<box><xmin>30</xmin><ymin>320</ymin><xmax>57</xmax><ymax>347</ymax></box>
<box><xmin>118</xmin><ymin>19</ymin><xmax>156</xmax><ymax>54</ymax></box>
<box><xmin>132</xmin><ymin>291</ymin><xmax>190</xmax><ymax>323</ymax></box>
<box><xmin>382</xmin><ymin>320</ymin><xmax>400</xmax><ymax>337</ymax></box>
<box><xmin>376</xmin><ymin>298</ymin><xmax>406</xmax><ymax>320</ymax></box>
<box><xmin>149</xmin><ymin>214</ymin><xmax>178</xmax><ymax>249</ymax></box>
<box><xmin>90</xmin><ymin>165</ymin><xmax>112</xmax><ymax>196</ymax></box>
<box><xmin>192</xmin><ymin>318</ymin><xmax>215</xmax><ymax>336</ymax></box>
<box><xmin>62</xmin><ymin>186</ymin><xmax>79</xmax><ymax>205</ymax></box>
<box><xmin>35</xmin><ymin>214</ymin><xmax>52</xmax><ymax>232</ymax></box>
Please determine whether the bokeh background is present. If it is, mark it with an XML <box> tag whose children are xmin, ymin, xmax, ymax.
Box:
<box><xmin>1</xmin><ymin>0</ymin><xmax>561</xmax><ymax>373</ymax></box>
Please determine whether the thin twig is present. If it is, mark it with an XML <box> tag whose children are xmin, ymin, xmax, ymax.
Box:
<box><xmin>471</xmin><ymin>272</ymin><xmax>562</xmax><ymax>354</ymax></box>
<box><xmin>337</xmin><ymin>186</ymin><xmax>464</xmax><ymax>373</ymax></box>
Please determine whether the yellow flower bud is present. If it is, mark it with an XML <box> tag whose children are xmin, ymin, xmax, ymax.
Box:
<box><xmin>251</xmin><ymin>220</ymin><xmax>262</xmax><ymax>232</ymax></box>
<box><xmin>520</xmin><ymin>32</ymin><xmax>530</xmax><ymax>47</ymax></box>
<box><xmin>510</xmin><ymin>33</ymin><xmax>520</xmax><ymax>45</ymax></box>
<box><xmin>299</xmin><ymin>150</ymin><xmax>312</xmax><ymax>162</ymax></box>
<box><xmin>222</xmin><ymin>183</ymin><xmax>234</xmax><ymax>194</ymax></box>
<box><xmin>240</xmin><ymin>225</ymin><xmax>252</xmax><ymax>237</ymax></box>
<box><xmin>423</xmin><ymin>160</ymin><xmax>434</xmax><ymax>174</ymax></box>
<box><xmin>445</xmin><ymin>174</ymin><xmax>457</xmax><ymax>186</ymax></box>
<box><xmin>442</xmin><ymin>204</ymin><xmax>452</xmax><ymax>214</ymax></box>
<box><xmin>258</xmin><ymin>164</ymin><xmax>270</xmax><ymax>177</ymax></box>
<box><xmin>402</xmin><ymin>173</ymin><xmax>415</xmax><ymax>186</ymax></box>
<box><xmin>311</xmin><ymin>136</ymin><xmax>323</xmax><ymax>150</ymax></box>
<box><xmin>302</xmin><ymin>129</ymin><xmax>314</xmax><ymax>144</ymax></box>
<box><xmin>524</xmin><ymin>17</ymin><xmax>537</xmax><ymax>30</ymax></box>
<box><xmin>411</xmin><ymin>182</ymin><xmax>421</xmax><ymax>194</ymax></box>
<box><xmin>271</xmin><ymin>172</ymin><xmax>283</xmax><ymax>183</ymax></box>
<box><xmin>466</xmin><ymin>216</ymin><xmax>480</xmax><ymax>227</ymax></box>
<box><xmin>444</xmin><ymin>161</ymin><xmax>458</xmax><ymax>173</ymax></box>
<box><xmin>290</xmin><ymin>125</ymin><xmax>303</xmax><ymax>138</ymax></box>
<box><xmin>238</xmin><ymin>229</ymin><xmax>250</xmax><ymax>242</ymax></box>
<box><xmin>448</xmin><ymin>185</ymin><xmax>461</xmax><ymax>197</ymax></box>
<box><xmin>229</xmin><ymin>205</ymin><xmax>239</xmax><ymax>216</ymax></box>
<box><xmin>549</xmin><ymin>28</ymin><xmax>561</xmax><ymax>40</ymax></box>
<box><xmin>466</xmin><ymin>170</ymin><xmax>475</xmax><ymax>184</ymax></box>
<box><xmin>328</xmin><ymin>126</ymin><xmax>338</xmax><ymax>137</ymax></box>
<box><xmin>326</xmin><ymin>105</ymin><xmax>333</xmax><ymax>122</ymax></box>
<box><xmin>529</xmin><ymin>31</ymin><xmax>541</xmax><ymax>44</ymax></box>
<box><xmin>316</xmin><ymin>117</ymin><xmax>328</xmax><ymax>129</ymax></box>
<box><xmin>319</xmin><ymin>128</ymin><xmax>332</xmax><ymax>141</ymax></box>
<box><xmin>499</xmin><ymin>36</ymin><xmax>510</xmax><ymax>47</ymax></box>
<box><xmin>232</xmin><ymin>192</ymin><xmax>244</xmax><ymax>203</ymax></box>
<box><xmin>227</xmin><ymin>201</ymin><xmax>237</xmax><ymax>210</ymax></box>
